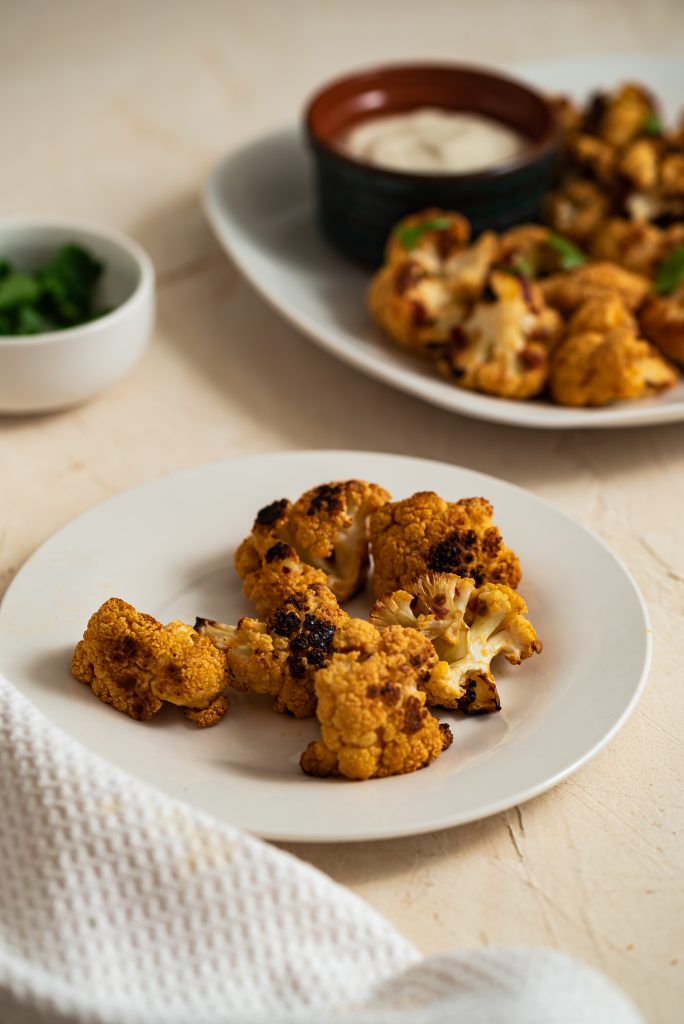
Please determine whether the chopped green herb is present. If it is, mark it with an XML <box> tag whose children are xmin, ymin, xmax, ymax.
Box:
<box><xmin>0</xmin><ymin>272</ymin><xmax>41</xmax><ymax>311</ymax></box>
<box><xmin>16</xmin><ymin>306</ymin><xmax>55</xmax><ymax>335</ymax></box>
<box><xmin>0</xmin><ymin>244</ymin><xmax>105</xmax><ymax>336</ymax></box>
<box><xmin>547</xmin><ymin>233</ymin><xmax>587</xmax><ymax>271</ymax></box>
<box><xmin>511</xmin><ymin>256</ymin><xmax>536</xmax><ymax>280</ymax></box>
<box><xmin>655</xmin><ymin>246</ymin><xmax>684</xmax><ymax>295</ymax></box>
<box><xmin>642</xmin><ymin>113</ymin><xmax>664</xmax><ymax>137</ymax></box>
<box><xmin>395</xmin><ymin>216</ymin><xmax>453</xmax><ymax>251</ymax></box>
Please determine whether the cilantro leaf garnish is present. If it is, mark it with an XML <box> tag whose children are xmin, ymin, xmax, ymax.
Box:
<box><xmin>39</xmin><ymin>244</ymin><xmax>103</xmax><ymax>325</ymax></box>
<box><xmin>642</xmin><ymin>113</ymin><xmax>664</xmax><ymax>137</ymax></box>
<box><xmin>655</xmin><ymin>247</ymin><xmax>684</xmax><ymax>296</ymax></box>
<box><xmin>547</xmin><ymin>233</ymin><xmax>587</xmax><ymax>270</ymax></box>
<box><xmin>0</xmin><ymin>272</ymin><xmax>41</xmax><ymax>311</ymax></box>
<box><xmin>0</xmin><ymin>244</ymin><xmax>105</xmax><ymax>336</ymax></box>
<box><xmin>511</xmin><ymin>256</ymin><xmax>536</xmax><ymax>279</ymax></box>
<box><xmin>395</xmin><ymin>216</ymin><xmax>453</xmax><ymax>251</ymax></box>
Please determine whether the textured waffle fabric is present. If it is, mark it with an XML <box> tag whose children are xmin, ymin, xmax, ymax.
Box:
<box><xmin>0</xmin><ymin>674</ymin><xmax>642</xmax><ymax>1024</ymax></box>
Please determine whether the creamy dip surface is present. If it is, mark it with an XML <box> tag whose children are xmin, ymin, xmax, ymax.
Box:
<box><xmin>340</xmin><ymin>107</ymin><xmax>529</xmax><ymax>174</ymax></box>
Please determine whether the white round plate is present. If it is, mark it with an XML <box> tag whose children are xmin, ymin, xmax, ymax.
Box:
<box><xmin>0</xmin><ymin>451</ymin><xmax>650</xmax><ymax>842</ymax></box>
<box><xmin>203</xmin><ymin>54</ymin><xmax>684</xmax><ymax>430</ymax></box>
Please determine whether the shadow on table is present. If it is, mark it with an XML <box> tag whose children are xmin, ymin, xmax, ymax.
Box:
<box><xmin>276</xmin><ymin>788</ymin><xmax>557</xmax><ymax>888</ymax></box>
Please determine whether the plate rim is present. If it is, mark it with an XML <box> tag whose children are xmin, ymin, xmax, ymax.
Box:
<box><xmin>0</xmin><ymin>450</ymin><xmax>653</xmax><ymax>842</ymax></box>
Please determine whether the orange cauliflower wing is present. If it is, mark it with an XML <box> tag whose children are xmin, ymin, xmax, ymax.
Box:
<box><xmin>367</xmin><ymin>259</ymin><xmax>468</xmax><ymax>358</ymax></box>
<box><xmin>550</xmin><ymin>321</ymin><xmax>677</xmax><ymax>406</ymax></box>
<box><xmin>435</xmin><ymin>270</ymin><xmax>561</xmax><ymax>399</ymax></box>
<box><xmin>384</xmin><ymin>208</ymin><xmax>471</xmax><ymax>267</ymax></box>
<box><xmin>300</xmin><ymin>626</ymin><xmax>452</xmax><ymax>780</ymax></box>
<box><xmin>541</xmin><ymin>262</ymin><xmax>651</xmax><ymax>314</ymax></box>
<box><xmin>235</xmin><ymin>482</ymin><xmax>390</xmax><ymax>609</ymax></box>
<box><xmin>544</xmin><ymin>179</ymin><xmax>610</xmax><ymax>244</ymax></box>
<box><xmin>71</xmin><ymin>598</ymin><xmax>229</xmax><ymax>726</ymax></box>
<box><xmin>639</xmin><ymin>282</ymin><xmax>684</xmax><ymax>364</ymax></box>
<box><xmin>369</xmin><ymin>491</ymin><xmax>521</xmax><ymax>599</ymax></box>
<box><xmin>589</xmin><ymin>83</ymin><xmax>658</xmax><ymax>148</ymax></box>
<box><xmin>589</xmin><ymin>218</ymin><xmax>666</xmax><ymax>277</ymax></box>
<box><xmin>196</xmin><ymin>584</ymin><xmax>375</xmax><ymax>718</ymax></box>
<box><xmin>368</xmin><ymin>210</ymin><xmax>497</xmax><ymax>358</ymax></box>
<box><xmin>283</xmin><ymin>481</ymin><xmax>391</xmax><ymax>602</ymax></box>
<box><xmin>371</xmin><ymin>572</ymin><xmax>541</xmax><ymax>713</ymax></box>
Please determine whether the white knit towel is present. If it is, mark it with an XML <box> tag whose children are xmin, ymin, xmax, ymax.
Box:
<box><xmin>0</xmin><ymin>673</ymin><xmax>642</xmax><ymax>1024</ymax></box>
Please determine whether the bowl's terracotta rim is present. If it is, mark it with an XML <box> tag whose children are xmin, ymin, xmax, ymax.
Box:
<box><xmin>304</xmin><ymin>61</ymin><xmax>561</xmax><ymax>184</ymax></box>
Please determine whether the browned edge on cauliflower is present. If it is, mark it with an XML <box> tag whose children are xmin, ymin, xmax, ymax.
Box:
<box><xmin>71</xmin><ymin>597</ymin><xmax>229</xmax><ymax>726</ymax></box>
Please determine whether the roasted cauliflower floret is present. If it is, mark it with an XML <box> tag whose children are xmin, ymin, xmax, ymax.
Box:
<box><xmin>300</xmin><ymin>626</ymin><xmax>452</xmax><ymax>780</ymax></box>
<box><xmin>234</xmin><ymin>497</ymin><xmax>324</xmax><ymax>619</ymax></box>
<box><xmin>544</xmin><ymin>179</ymin><xmax>611</xmax><ymax>244</ymax></box>
<box><xmin>545</xmin><ymin>83</ymin><xmax>680</xmax><ymax>243</ymax></box>
<box><xmin>367</xmin><ymin>258</ymin><xmax>467</xmax><ymax>357</ymax></box>
<box><xmin>371</xmin><ymin>573</ymin><xmax>541</xmax><ymax>713</ymax></box>
<box><xmin>640</xmin><ymin>286</ymin><xmax>684</xmax><ymax>364</ymax></box>
<box><xmin>370</xmin><ymin>571</ymin><xmax>473</xmax><ymax>653</ymax></box>
<box><xmin>236</xmin><ymin>483</ymin><xmax>390</xmax><ymax>609</ymax></box>
<box><xmin>369</xmin><ymin>491</ymin><xmax>521</xmax><ymax>599</ymax></box>
<box><xmin>435</xmin><ymin>271</ymin><xmax>561</xmax><ymax>399</ymax></box>
<box><xmin>384</xmin><ymin>208</ymin><xmax>471</xmax><ymax>268</ymax></box>
<box><xmin>567</xmin><ymin>294</ymin><xmax>635</xmax><ymax>334</ymax></box>
<box><xmin>617</xmin><ymin>137</ymin><xmax>660</xmax><ymax>192</ymax></box>
<box><xmin>71</xmin><ymin>598</ymin><xmax>229</xmax><ymax>726</ymax></box>
<box><xmin>541</xmin><ymin>261</ymin><xmax>651</xmax><ymax>314</ymax></box>
<box><xmin>589</xmin><ymin>218</ymin><xmax>666</xmax><ymax>276</ymax></box>
<box><xmin>550</xmin><ymin>323</ymin><xmax>678</xmax><ymax>406</ymax></box>
<box><xmin>496</xmin><ymin>224</ymin><xmax>563</xmax><ymax>279</ymax></box>
<box><xmin>568</xmin><ymin>133</ymin><xmax>616</xmax><ymax>186</ymax></box>
<box><xmin>586</xmin><ymin>83</ymin><xmax>658</xmax><ymax>148</ymax></box>
<box><xmin>238</xmin><ymin>540</ymin><xmax>330</xmax><ymax>621</ymax></box>
<box><xmin>196</xmin><ymin>585</ymin><xmax>373</xmax><ymax>718</ymax></box>
<box><xmin>283</xmin><ymin>481</ymin><xmax>391</xmax><ymax>602</ymax></box>
<box><xmin>441</xmin><ymin>231</ymin><xmax>499</xmax><ymax>302</ymax></box>
<box><xmin>549</xmin><ymin>94</ymin><xmax>583</xmax><ymax>136</ymax></box>
<box><xmin>368</xmin><ymin>219</ymin><xmax>497</xmax><ymax>358</ymax></box>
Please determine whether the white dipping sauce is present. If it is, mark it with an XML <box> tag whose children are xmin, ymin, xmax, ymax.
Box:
<box><xmin>341</xmin><ymin>107</ymin><xmax>528</xmax><ymax>174</ymax></box>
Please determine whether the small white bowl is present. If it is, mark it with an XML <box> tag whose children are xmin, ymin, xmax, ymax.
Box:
<box><xmin>0</xmin><ymin>219</ymin><xmax>155</xmax><ymax>414</ymax></box>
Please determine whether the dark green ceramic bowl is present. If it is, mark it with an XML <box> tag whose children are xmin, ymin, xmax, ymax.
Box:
<box><xmin>305</xmin><ymin>63</ymin><xmax>561</xmax><ymax>268</ymax></box>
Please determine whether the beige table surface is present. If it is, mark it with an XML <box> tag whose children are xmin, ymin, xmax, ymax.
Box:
<box><xmin>2</xmin><ymin>1</ymin><xmax>683</xmax><ymax>1021</ymax></box>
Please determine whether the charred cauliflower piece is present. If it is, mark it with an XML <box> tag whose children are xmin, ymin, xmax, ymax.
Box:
<box><xmin>640</xmin><ymin>285</ymin><xmax>684</xmax><ymax>364</ymax></box>
<box><xmin>369</xmin><ymin>491</ymin><xmax>521</xmax><ymax>599</ymax></box>
<box><xmin>300</xmin><ymin>626</ymin><xmax>452</xmax><ymax>780</ymax></box>
<box><xmin>371</xmin><ymin>573</ymin><xmax>541</xmax><ymax>713</ymax></box>
<box><xmin>586</xmin><ymin>83</ymin><xmax>659</xmax><ymax>149</ymax></box>
<box><xmin>196</xmin><ymin>585</ymin><xmax>374</xmax><ymax>718</ymax></box>
<box><xmin>71</xmin><ymin>598</ymin><xmax>229</xmax><ymax>726</ymax></box>
<box><xmin>435</xmin><ymin>270</ymin><xmax>561</xmax><ymax>399</ymax></box>
<box><xmin>384</xmin><ymin>208</ymin><xmax>471</xmax><ymax>268</ymax></box>
<box><xmin>283</xmin><ymin>481</ymin><xmax>391</xmax><ymax>602</ymax></box>
<box><xmin>496</xmin><ymin>224</ymin><xmax>563</xmax><ymax>279</ymax></box>
<box><xmin>541</xmin><ymin>262</ymin><xmax>651</xmax><ymax>314</ymax></box>
<box><xmin>551</xmin><ymin>314</ymin><xmax>678</xmax><ymax>407</ymax></box>
<box><xmin>368</xmin><ymin>213</ymin><xmax>496</xmax><ymax>358</ymax></box>
<box><xmin>617</xmin><ymin>137</ymin><xmax>661</xmax><ymax>192</ymax></box>
<box><xmin>567</xmin><ymin>294</ymin><xmax>636</xmax><ymax>334</ymax></box>
<box><xmin>370</xmin><ymin>571</ymin><xmax>473</xmax><ymax>654</ymax></box>
<box><xmin>544</xmin><ymin>179</ymin><xmax>611</xmax><ymax>244</ymax></box>
<box><xmin>236</xmin><ymin>483</ymin><xmax>390</xmax><ymax>610</ymax></box>
<box><xmin>234</xmin><ymin>497</ymin><xmax>328</xmax><ymax>619</ymax></box>
<box><xmin>589</xmin><ymin>218</ymin><xmax>666</xmax><ymax>276</ymax></box>
<box><xmin>367</xmin><ymin>259</ymin><xmax>467</xmax><ymax>357</ymax></box>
